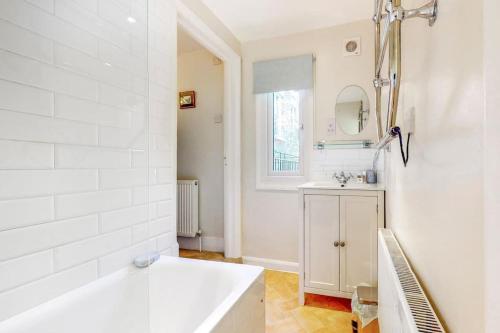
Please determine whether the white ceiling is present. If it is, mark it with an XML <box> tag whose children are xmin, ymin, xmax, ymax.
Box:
<box><xmin>201</xmin><ymin>0</ymin><xmax>373</xmax><ymax>42</ymax></box>
<box><xmin>178</xmin><ymin>26</ymin><xmax>204</xmax><ymax>54</ymax></box>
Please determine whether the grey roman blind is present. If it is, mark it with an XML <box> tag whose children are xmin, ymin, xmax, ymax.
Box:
<box><xmin>253</xmin><ymin>54</ymin><xmax>314</xmax><ymax>94</ymax></box>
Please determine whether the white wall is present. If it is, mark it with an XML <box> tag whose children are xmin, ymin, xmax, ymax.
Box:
<box><xmin>179</xmin><ymin>0</ymin><xmax>241</xmax><ymax>55</ymax></box>
<box><xmin>484</xmin><ymin>0</ymin><xmax>500</xmax><ymax>331</ymax></box>
<box><xmin>385</xmin><ymin>1</ymin><xmax>484</xmax><ymax>332</ymax></box>
<box><xmin>177</xmin><ymin>48</ymin><xmax>224</xmax><ymax>251</ymax></box>
<box><xmin>241</xmin><ymin>20</ymin><xmax>377</xmax><ymax>265</ymax></box>
<box><xmin>0</xmin><ymin>0</ymin><xmax>177</xmax><ymax>321</ymax></box>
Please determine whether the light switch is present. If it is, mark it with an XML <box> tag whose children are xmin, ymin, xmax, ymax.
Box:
<box><xmin>214</xmin><ymin>114</ymin><xmax>223</xmax><ymax>124</ymax></box>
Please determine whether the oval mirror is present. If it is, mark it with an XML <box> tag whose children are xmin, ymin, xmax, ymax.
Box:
<box><xmin>335</xmin><ymin>85</ymin><xmax>370</xmax><ymax>135</ymax></box>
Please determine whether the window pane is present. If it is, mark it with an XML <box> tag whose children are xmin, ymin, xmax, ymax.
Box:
<box><xmin>272</xmin><ymin>91</ymin><xmax>300</xmax><ymax>173</ymax></box>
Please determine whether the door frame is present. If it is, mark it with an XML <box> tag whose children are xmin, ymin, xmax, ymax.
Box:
<box><xmin>484</xmin><ymin>0</ymin><xmax>500</xmax><ymax>330</ymax></box>
<box><xmin>176</xmin><ymin>1</ymin><xmax>242</xmax><ymax>258</ymax></box>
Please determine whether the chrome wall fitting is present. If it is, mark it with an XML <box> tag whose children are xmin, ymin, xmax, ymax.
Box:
<box><xmin>373</xmin><ymin>78</ymin><xmax>390</xmax><ymax>88</ymax></box>
<box><xmin>402</xmin><ymin>0</ymin><xmax>438</xmax><ymax>26</ymax></box>
<box><xmin>372</xmin><ymin>0</ymin><xmax>438</xmax><ymax>153</ymax></box>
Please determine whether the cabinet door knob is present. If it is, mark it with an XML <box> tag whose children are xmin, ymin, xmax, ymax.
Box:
<box><xmin>334</xmin><ymin>241</ymin><xmax>340</xmax><ymax>247</ymax></box>
<box><xmin>340</xmin><ymin>241</ymin><xmax>346</xmax><ymax>247</ymax></box>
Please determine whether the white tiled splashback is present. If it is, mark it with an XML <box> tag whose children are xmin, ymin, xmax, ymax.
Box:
<box><xmin>0</xmin><ymin>0</ymin><xmax>178</xmax><ymax>321</ymax></box>
<box><xmin>310</xmin><ymin>148</ymin><xmax>385</xmax><ymax>182</ymax></box>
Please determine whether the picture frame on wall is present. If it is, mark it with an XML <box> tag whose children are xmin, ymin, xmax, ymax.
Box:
<box><xmin>179</xmin><ymin>91</ymin><xmax>196</xmax><ymax>109</ymax></box>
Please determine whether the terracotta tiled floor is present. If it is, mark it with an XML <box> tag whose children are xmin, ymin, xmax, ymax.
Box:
<box><xmin>179</xmin><ymin>250</ymin><xmax>352</xmax><ymax>333</ymax></box>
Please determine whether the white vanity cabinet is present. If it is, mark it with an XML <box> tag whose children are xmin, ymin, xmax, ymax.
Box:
<box><xmin>298</xmin><ymin>184</ymin><xmax>385</xmax><ymax>304</ymax></box>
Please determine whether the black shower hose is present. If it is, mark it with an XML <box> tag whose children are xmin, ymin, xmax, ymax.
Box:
<box><xmin>397</xmin><ymin>128</ymin><xmax>411</xmax><ymax>167</ymax></box>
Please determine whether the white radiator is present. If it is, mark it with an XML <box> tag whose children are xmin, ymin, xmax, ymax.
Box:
<box><xmin>378</xmin><ymin>229</ymin><xmax>445</xmax><ymax>333</ymax></box>
<box><xmin>177</xmin><ymin>180</ymin><xmax>199</xmax><ymax>238</ymax></box>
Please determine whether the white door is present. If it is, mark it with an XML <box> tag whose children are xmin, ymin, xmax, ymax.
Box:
<box><xmin>304</xmin><ymin>195</ymin><xmax>340</xmax><ymax>291</ymax></box>
<box><xmin>339</xmin><ymin>196</ymin><xmax>379</xmax><ymax>293</ymax></box>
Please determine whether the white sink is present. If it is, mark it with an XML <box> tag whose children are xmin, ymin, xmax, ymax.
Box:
<box><xmin>298</xmin><ymin>181</ymin><xmax>384</xmax><ymax>191</ymax></box>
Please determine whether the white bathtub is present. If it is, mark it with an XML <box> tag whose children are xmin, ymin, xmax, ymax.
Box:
<box><xmin>0</xmin><ymin>256</ymin><xmax>265</xmax><ymax>333</ymax></box>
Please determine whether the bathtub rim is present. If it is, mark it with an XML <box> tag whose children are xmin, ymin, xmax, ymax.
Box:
<box><xmin>0</xmin><ymin>256</ymin><xmax>264</xmax><ymax>333</ymax></box>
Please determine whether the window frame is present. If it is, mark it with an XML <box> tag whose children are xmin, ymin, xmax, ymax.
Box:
<box><xmin>256</xmin><ymin>89</ymin><xmax>312</xmax><ymax>191</ymax></box>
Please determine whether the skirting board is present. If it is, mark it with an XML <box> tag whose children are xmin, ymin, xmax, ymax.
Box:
<box><xmin>242</xmin><ymin>256</ymin><xmax>299</xmax><ymax>273</ymax></box>
<box><xmin>178</xmin><ymin>236</ymin><xmax>224</xmax><ymax>253</ymax></box>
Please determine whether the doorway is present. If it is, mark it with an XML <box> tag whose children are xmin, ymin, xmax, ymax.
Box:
<box><xmin>175</xmin><ymin>3</ymin><xmax>242</xmax><ymax>258</ymax></box>
<box><xmin>177</xmin><ymin>26</ymin><xmax>225</xmax><ymax>253</ymax></box>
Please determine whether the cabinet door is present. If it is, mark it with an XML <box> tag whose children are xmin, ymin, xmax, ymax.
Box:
<box><xmin>304</xmin><ymin>195</ymin><xmax>340</xmax><ymax>291</ymax></box>
<box><xmin>339</xmin><ymin>196</ymin><xmax>378</xmax><ymax>293</ymax></box>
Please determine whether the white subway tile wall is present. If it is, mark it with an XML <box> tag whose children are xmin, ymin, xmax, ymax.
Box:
<box><xmin>310</xmin><ymin>148</ymin><xmax>385</xmax><ymax>182</ymax></box>
<box><xmin>0</xmin><ymin>0</ymin><xmax>177</xmax><ymax>321</ymax></box>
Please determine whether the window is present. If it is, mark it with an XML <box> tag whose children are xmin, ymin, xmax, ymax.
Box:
<box><xmin>268</xmin><ymin>91</ymin><xmax>302</xmax><ymax>176</ymax></box>
<box><xmin>256</xmin><ymin>89</ymin><xmax>311</xmax><ymax>190</ymax></box>
<box><xmin>253</xmin><ymin>54</ymin><xmax>313</xmax><ymax>190</ymax></box>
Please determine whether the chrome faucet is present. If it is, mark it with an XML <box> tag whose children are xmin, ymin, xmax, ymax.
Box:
<box><xmin>133</xmin><ymin>251</ymin><xmax>160</xmax><ymax>268</ymax></box>
<box><xmin>333</xmin><ymin>171</ymin><xmax>353</xmax><ymax>186</ymax></box>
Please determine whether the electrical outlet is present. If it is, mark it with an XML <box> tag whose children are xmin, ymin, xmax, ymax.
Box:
<box><xmin>327</xmin><ymin>118</ymin><xmax>336</xmax><ymax>136</ymax></box>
